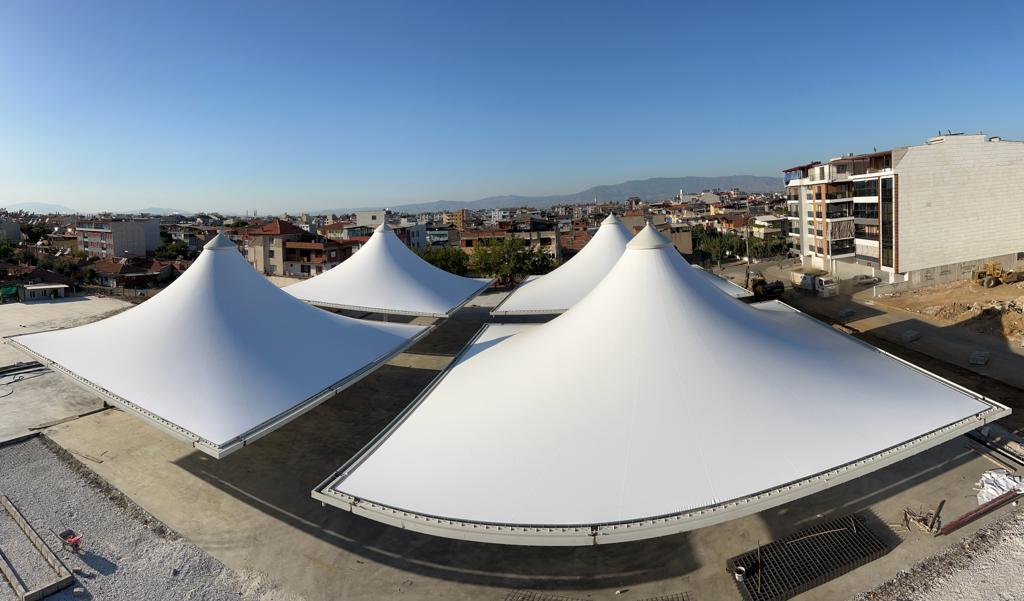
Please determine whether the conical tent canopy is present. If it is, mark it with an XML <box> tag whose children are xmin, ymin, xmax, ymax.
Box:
<box><xmin>6</xmin><ymin>234</ymin><xmax>429</xmax><ymax>458</ymax></box>
<box><xmin>314</xmin><ymin>225</ymin><xmax>1008</xmax><ymax>545</ymax></box>
<box><xmin>285</xmin><ymin>224</ymin><xmax>490</xmax><ymax>317</ymax></box>
<box><xmin>492</xmin><ymin>214</ymin><xmax>632</xmax><ymax>315</ymax></box>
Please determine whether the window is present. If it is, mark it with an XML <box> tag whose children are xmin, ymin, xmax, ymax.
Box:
<box><xmin>880</xmin><ymin>178</ymin><xmax>894</xmax><ymax>267</ymax></box>
<box><xmin>855</xmin><ymin>223</ymin><xmax>880</xmax><ymax>240</ymax></box>
<box><xmin>268</xmin><ymin>249</ymin><xmax>275</xmax><ymax>258</ymax></box>
<box><xmin>853</xmin><ymin>180</ymin><xmax>878</xmax><ymax>197</ymax></box>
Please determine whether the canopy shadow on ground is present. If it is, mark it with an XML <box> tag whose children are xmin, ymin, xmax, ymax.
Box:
<box><xmin>755</xmin><ymin>437</ymin><xmax>979</xmax><ymax>542</ymax></box>
<box><xmin>171</xmin><ymin>362</ymin><xmax>701</xmax><ymax>591</ymax></box>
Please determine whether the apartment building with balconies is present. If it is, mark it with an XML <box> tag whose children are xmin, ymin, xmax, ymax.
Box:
<box><xmin>785</xmin><ymin>133</ymin><xmax>1024</xmax><ymax>286</ymax></box>
<box><xmin>77</xmin><ymin>217</ymin><xmax>161</xmax><ymax>259</ymax></box>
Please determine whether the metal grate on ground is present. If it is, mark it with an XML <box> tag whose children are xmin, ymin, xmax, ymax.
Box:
<box><xmin>726</xmin><ymin>512</ymin><xmax>893</xmax><ymax>601</ymax></box>
<box><xmin>506</xmin><ymin>590</ymin><xmax>693</xmax><ymax>601</ymax></box>
<box><xmin>505</xmin><ymin>591</ymin><xmax>587</xmax><ymax>601</ymax></box>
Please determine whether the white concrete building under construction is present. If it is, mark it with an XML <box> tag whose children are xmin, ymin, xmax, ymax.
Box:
<box><xmin>784</xmin><ymin>133</ymin><xmax>1024</xmax><ymax>287</ymax></box>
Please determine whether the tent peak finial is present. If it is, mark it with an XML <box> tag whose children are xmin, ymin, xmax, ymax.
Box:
<box><xmin>204</xmin><ymin>233</ymin><xmax>237</xmax><ymax>250</ymax></box>
<box><xmin>627</xmin><ymin>224</ymin><xmax>671</xmax><ymax>250</ymax></box>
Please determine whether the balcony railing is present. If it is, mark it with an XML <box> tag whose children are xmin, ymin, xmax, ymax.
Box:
<box><xmin>830</xmin><ymin>242</ymin><xmax>856</xmax><ymax>255</ymax></box>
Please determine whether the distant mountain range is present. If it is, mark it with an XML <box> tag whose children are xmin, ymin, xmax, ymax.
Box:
<box><xmin>2</xmin><ymin>203</ymin><xmax>192</xmax><ymax>216</ymax></box>
<box><xmin>5</xmin><ymin>175</ymin><xmax>784</xmax><ymax>217</ymax></box>
<box><xmin>323</xmin><ymin>175</ymin><xmax>783</xmax><ymax>215</ymax></box>
<box><xmin>128</xmin><ymin>207</ymin><xmax>193</xmax><ymax>216</ymax></box>
<box><xmin>3</xmin><ymin>202</ymin><xmax>76</xmax><ymax>214</ymax></box>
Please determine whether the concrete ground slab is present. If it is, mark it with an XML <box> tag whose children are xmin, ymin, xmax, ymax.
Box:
<box><xmin>0</xmin><ymin>296</ymin><xmax>132</xmax><ymax>444</ymax></box>
<box><xmin>0</xmin><ymin>296</ymin><xmax>130</xmax><ymax>366</ymax></box>
<box><xmin>44</xmin><ymin>388</ymin><xmax>1020</xmax><ymax>601</ymax></box>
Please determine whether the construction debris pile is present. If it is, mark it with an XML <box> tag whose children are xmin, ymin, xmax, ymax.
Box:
<box><xmin>879</xmin><ymin>279</ymin><xmax>1024</xmax><ymax>343</ymax></box>
<box><xmin>857</xmin><ymin>504</ymin><xmax>1024</xmax><ymax>601</ymax></box>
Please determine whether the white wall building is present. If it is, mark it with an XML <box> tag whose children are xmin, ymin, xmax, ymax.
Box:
<box><xmin>355</xmin><ymin>211</ymin><xmax>387</xmax><ymax>227</ymax></box>
<box><xmin>785</xmin><ymin>133</ymin><xmax>1024</xmax><ymax>286</ymax></box>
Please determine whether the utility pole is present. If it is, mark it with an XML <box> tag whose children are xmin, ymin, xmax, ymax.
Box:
<box><xmin>745</xmin><ymin>226</ymin><xmax>752</xmax><ymax>290</ymax></box>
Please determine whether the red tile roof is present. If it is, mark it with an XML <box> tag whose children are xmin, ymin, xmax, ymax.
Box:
<box><xmin>247</xmin><ymin>219</ymin><xmax>306</xmax><ymax>236</ymax></box>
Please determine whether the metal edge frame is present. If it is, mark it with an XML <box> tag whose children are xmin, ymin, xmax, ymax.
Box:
<box><xmin>490</xmin><ymin>275</ymin><xmax>568</xmax><ymax>317</ymax></box>
<box><xmin>312</xmin><ymin>306</ymin><xmax>1011</xmax><ymax>546</ymax></box>
<box><xmin>301</xmin><ymin>278</ymin><xmax>495</xmax><ymax>319</ymax></box>
<box><xmin>3</xmin><ymin>323</ymin><xmax>436</xmax><ymax>459</ymax></box>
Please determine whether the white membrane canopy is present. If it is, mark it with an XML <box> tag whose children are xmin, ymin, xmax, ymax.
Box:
<box><xmin>694</xmin><ymin>265</ymin><xmax>754</xmax><ymax>299</ymax></box>
<box><xmin>7</xmin><ymin>234</ymin><xmax>428</xmax><ymax>457</ymax></box>
<box><xmin>315</xmin><ymin>225</ymin><xmax>1007</xmax><ymax>545</ymax></box>
<box><xmin>285</xmin><ymin>224</ymin><xmax>490</xmax><ymax>317</ymax></box>
<box><xmin>491</xmin><ymin>214</ymin><xmax>632</xmax><ymax>315</ymax></box>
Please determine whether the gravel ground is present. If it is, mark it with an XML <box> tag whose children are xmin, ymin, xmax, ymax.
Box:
<box><xmin>856</xmin><ymin>506</ymin><xmax>1024</xmax><ymax>601</ymax></box>
<box><xmin>0</xmin><ymin>436</ymin><xmax>302</xmax><ymax>601</ymax></box>
<box><xmin>0</xmin><ymin>501</ymin><xmax>58</xmax><ymax>593</ymax></box>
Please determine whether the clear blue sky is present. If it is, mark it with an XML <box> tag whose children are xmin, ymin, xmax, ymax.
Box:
<box><xmin>2</xmin><ymin>1</ymin><xmax>1021</xmax><ymax>214</ymax></box>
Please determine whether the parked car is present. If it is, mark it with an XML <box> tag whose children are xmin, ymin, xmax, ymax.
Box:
<box><xmin>851</xmin><ymin>274</ymin><xmax>881</xmax><ymax>286</ymax></box>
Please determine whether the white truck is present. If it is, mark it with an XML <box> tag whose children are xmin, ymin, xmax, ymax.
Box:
<box><xmin>790</xmin><ymin>269</ymin><xmax>839</xmax><ymax>298</ymax></box>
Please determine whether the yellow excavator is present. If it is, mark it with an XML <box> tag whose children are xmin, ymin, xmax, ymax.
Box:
<box><xmin>974</xmin><ymin>261</ymin><xmax>1015</xmax><ymax>288</ymax></box>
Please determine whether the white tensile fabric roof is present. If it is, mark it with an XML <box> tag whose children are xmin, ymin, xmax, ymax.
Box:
<box><xmin>491</xmin><ymin>214</ymin><xmax>632</xmax><ymax>315</ymax></box>
<box><xmin>315</xmin><ymin>225</ymin><xmax>1008</xmax><ymax>545</ymax></box>
<box><xmin>6</xmin><ymin>234</ymin><xmax>428</xmax><ymax>458</ymax></box>
<box><xmin>492</xmin><ymin>215</ymin><xmax>752</xmax><ymax>315</ymax></box>
<box><xmin>285</xmin><ymin>224</ymin><xmax>490</xmax><ymax>317</ymax></box>
<box><xmin>694</xmin><ymin>265</ymin><xmax>754</xmax><ymax>299</ymax></box>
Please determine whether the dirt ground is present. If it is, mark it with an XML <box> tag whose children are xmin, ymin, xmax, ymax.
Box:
<box><xmin>877</xmin><ymin>280</ymin><xmax>1024</xmax><ymax>344</ymax></box>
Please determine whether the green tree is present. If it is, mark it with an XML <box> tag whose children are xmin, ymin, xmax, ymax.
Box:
<box><xmin>698</xmin><ymin>235</ymin><xmax>729</xmax><ymax>268</ymax></box>
<box><xmin>470</xmin><ymin>238</ymin><xmax>556</xmax><ymax>287</ymax></box>
<box><xmin>0</xmin><ymin>244</ymin><xmax>12</xmax><ymax>261</ymax></box>
<box><xmin>748</xmin><ymin>237</ymin><xmax>786</xmax><ymax>260</ymax></box>
<box><xmin>19</xmin><ymin>223</ymin><xmax>50</xmax><ymax>243</ymax></box>
<box><xmin>419</xmin><ymin>245</ymin><xmax>469</xmax><ymax>276</ymax></box>
<box><xmin>154</xmin><ymin>240</ymin><xmax>195</xmax><ymax>260</ymax></box>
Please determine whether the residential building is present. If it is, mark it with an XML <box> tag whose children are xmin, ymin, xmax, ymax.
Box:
<box><xmin>490</xmin><ymin>208</ymin><xmax>512</xmax><ymax>225</ymax></box>
<box><xmin>76</xmin><ymin>218</ymin><xmax>161</xmax><ymax>259</ymax></box>
<box><xmin>452</xmin><ymin>209</ymin><xmax>469</xmax><ymax>231</ymax></box>
<box><xmin>90</xmin><ymin>258</ymin><xmax>174</xmax><ymax>288</ymax></box>
<box><xmin>166</xmin><ymin>225</ymin><xmax>221</xmax><ymax>253</ymax></box>
<box><xmin>653</xmin><ymin>223</ymin><xmax>694</xmax><ymax>255</ymax></box>
<box><xmin>454</xmin><ymin>228</ymin><xmax>561</xmax><ymax>261</ymax></box>
<box><xmin>244</xmin><ymin>219</ymin><xmax>347</xmax><ymax>277</ymax></box>
<box><xmin>392</xmin><ymin>223</ymin><xmax>427</xmax><ymax>251</ymax></box>
<box><xmin>0</xmin><ymin>221</ymin><xmax>22</xmax><ymax>243</ymax></box>
<box><xmin>355</xmin><ymin>211</ymin><xmax>387</xmax><ymax>227</ymax></box>
<box><xmin>281</xmin><ymin>241</ymin><xmax>351</xmax><ymax>277</ymax></box>
<box><xmin>751</xmin><ymin>215</ymin><xmax>789</xmax><ymax>239</ymax></box>
<box><xmin>785</xmin><ymin>133</ymin><xmax>1024</xmax><ymax>285</ymax></box>
<box><xmin>44</xmin><ymin>233</ymin><xmax>79</xmax><ymax>251</ymax></box>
